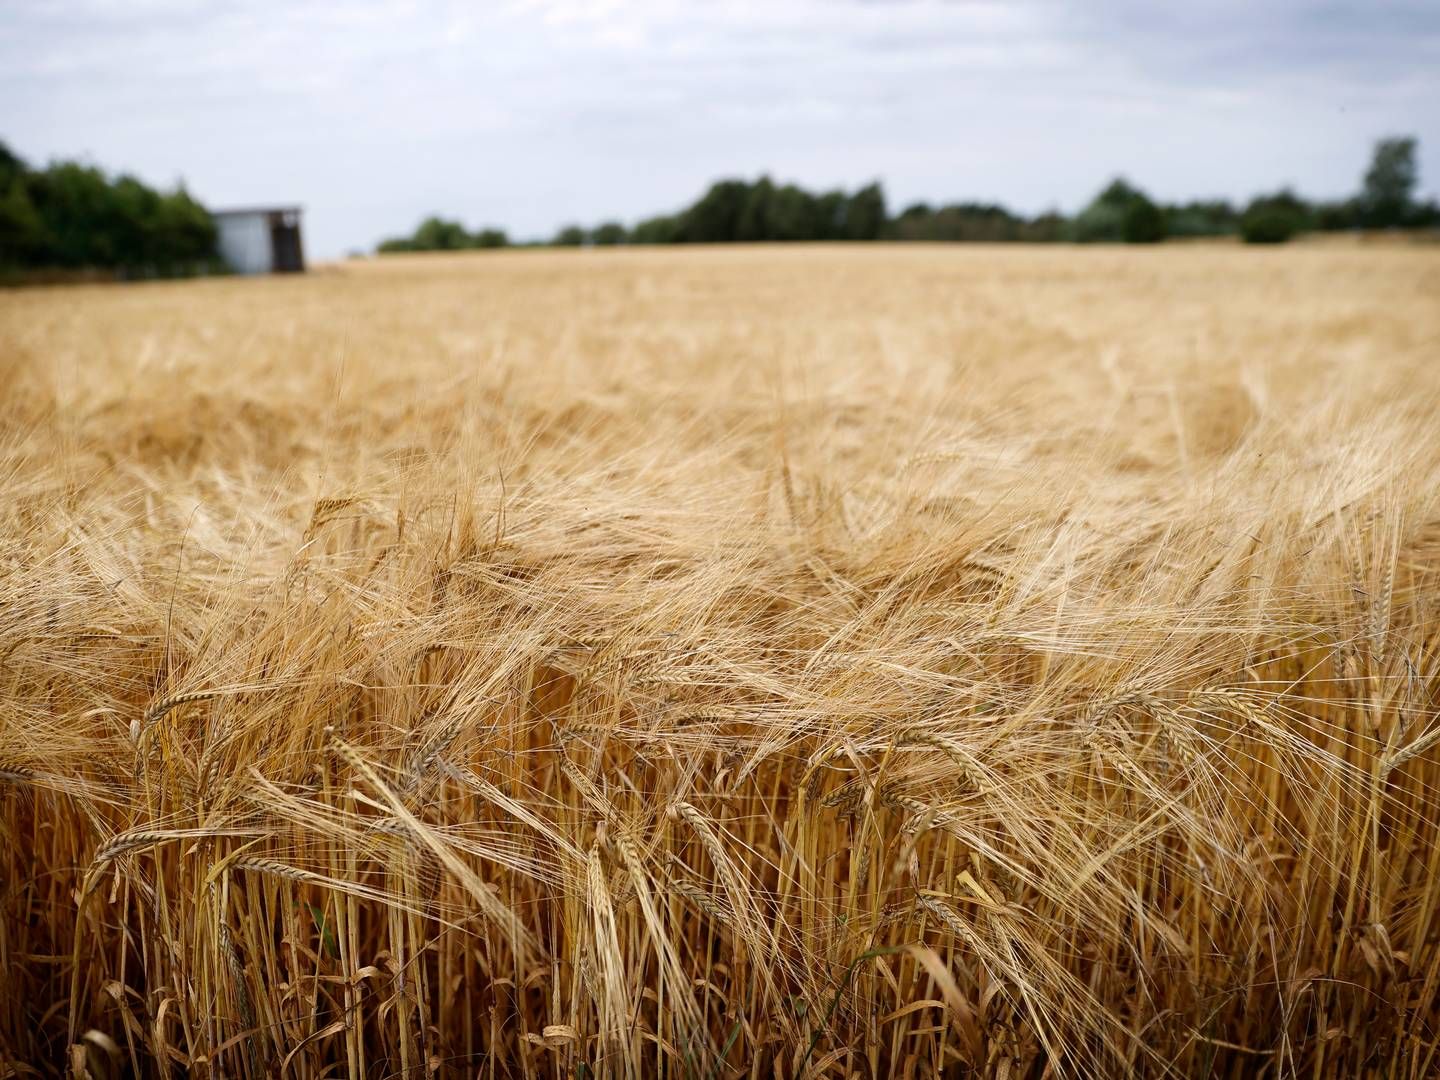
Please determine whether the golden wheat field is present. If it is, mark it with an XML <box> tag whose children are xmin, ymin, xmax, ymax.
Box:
<box><xmin>2</xmin><ymin>243</ymin><xmax>1440</xmax><ymax>1078</ymax></box>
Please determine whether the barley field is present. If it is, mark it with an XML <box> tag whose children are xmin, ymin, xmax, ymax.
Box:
<box><xmin>2</xmin><ymin>244</ymin><xmax>1440</xmax><ymax>1078</ymax></box>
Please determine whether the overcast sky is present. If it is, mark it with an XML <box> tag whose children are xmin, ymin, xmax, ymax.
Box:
<box><xmin>4</xmin><ymin>0</ymin><xmax>1438</xmax><ymax>257</ymax></box>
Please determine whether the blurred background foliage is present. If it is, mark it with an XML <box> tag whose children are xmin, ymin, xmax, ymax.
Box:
<box><xmin>0</xmin><ymin>143</ymin><xmax>219</xmax><ymax>277</ymax></box>
<box><xmin>2</xmin><ymin>136</ymin><xmax>1435</xmax><ymax>275</ymax></box>
<box><xmin>376</xmin><ymin>136</ymin><xmax>1437</xmax><ymax>252</ymax></box>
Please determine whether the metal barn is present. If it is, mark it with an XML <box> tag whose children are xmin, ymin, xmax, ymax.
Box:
<box><xmin>213</xmin><ymin>206</ymin><xmax>305</xmax><ymax>275</ymax></box>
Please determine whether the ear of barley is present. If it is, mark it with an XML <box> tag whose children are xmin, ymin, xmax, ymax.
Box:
<box><xmin>10</xmin><ymin>246</ymin><xmax>1440</xmax><ymax>1077</ymax></box>
<box><xmin>897</xmin><ymin>729</ymin><xmax>991</xmax><ymax>793</ymax></box>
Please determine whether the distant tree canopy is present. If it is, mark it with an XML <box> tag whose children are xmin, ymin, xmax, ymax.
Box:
<box><xmin>1241</xmin><ymin>190</ymin><xmax>1313</xmax><ymax>245</ymax></box>
<box><xmin>376</xmin><ymin>177</ymin><xmax>893</xmax><ymax>252</ymax></box>
<box><xmin>377</xmin><ymin>216</ymin><xmax>510</xmax><ymax>252</ymax></box>
<box><xmin>1070</xmin><ymin>179</ymin><xmax>1167</xmax><ymax>244</ymax></box>
<box><xmin>0</xmin><ymin>140</ymin><xmax>218</xmax><ymax>274</ymax></box>
<box><xmin>590</xmin><ymin>221</ymin><xmax>627</xmax><ymax>246</ymax></box>
<box><xmin>1361</xmin><ymin>136</ymin><xmax>1419</xmax><ymax>228</ymax></box>
<box><xmin>632</xmin><ymin>176</ymin><xmax>889</xmax><ymax>243</ymax></box>
<box><xmin>370</xmin><ymin>135</ymin><xmax>1436</xmax><ymax>255</ymax></box>
<box><xmin>552</xmin><ymin>224</ymin><xmax>586</xmax><ymax>247</ymax></box>
<box><xmin>1163</xmin><ymin>200</ymin><xmax>1239</xmax><ymax>238</ymax></box>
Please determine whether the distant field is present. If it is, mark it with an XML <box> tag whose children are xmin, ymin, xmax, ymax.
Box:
<box><xmin>2</xmin><ymin>245</ymin><xmax>1439</xmax><ymax>1077</ymax></box>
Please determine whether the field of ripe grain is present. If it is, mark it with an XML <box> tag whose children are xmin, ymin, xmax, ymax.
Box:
<box><xmin>2</xmin><ymin>244</ymin><xmax>1440</xmax><ymax>1078</ymax></box>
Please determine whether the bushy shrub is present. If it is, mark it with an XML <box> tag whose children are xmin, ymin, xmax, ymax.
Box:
<box><xmin>0</xmin><ymin>175</ymin><xmax>46</xmax><ymax>265</ymax></box>
<box><xmin>1069</xmin><ymin>201</ymin><xmax>1125</xmax><ymax>243</ymax></box>
<box><xmin>891</xmin><ymin>202</ymin><xmax>1023</xmax><ymax>242</ymax></box>
<box><xmin>1072</xmin><ymin>179</ymin><xmax>1168</xmax><ymax>244</ymax></box>
<box><xmin>1241</xmin><ymin>191</ymin><xmax>1311</xmax><ymax>244</ymax></box>
<box><xmin>591</xmin><ymin>222</ymin><xmax>627</xmax><ymax>245</ymax></box>
<box><xmin>1165</xmin><ymin>200</ymin><xmax>1238</xmax><ymax>238</ymax></box>
<box><xmin>1360</xmin><ymin>137</ymin><xmax>1417</xmax><ymax>228</ymax></box>
<box><xmin>377</xmin><ymin>218</ymin><xmax>509</xmax><ymax>253</ymax></box>
<box><xmin>630</xmin><ymin>215</ymin><xmax>680</xmax><ymax>244</ymax></box>
<box><xmin>1240</xmin><ymin>209</ymin><xmax>1298</xmax><ymax>244</ymax></box>
<box><xmin>411</xmin><ymin>217</ymin><xmax>471</xmax><ymax>251</ymax></box>
<box><xmin>1313</xmin><ymin>199</ymin><xmax>1360</xmax><ymax>232</ymax></box>
<box><xmin>1019</xmin><ymin>211</ymin><xmax>1069</xmax><ymax>242</ymax></box>
<box><xmin>0</xmin><ymin>142</ymin><xmax>218</xmax><ymax>274</ymax></box>
<box><xmin>844</xmin><ymin>182</ymin><xmax>887</xmax><ymax>240</ymax></box>
<box><xmin>1121</xmin><ymin>195</ymin><xmax>1166</xmax><ymax>243</ymax></box>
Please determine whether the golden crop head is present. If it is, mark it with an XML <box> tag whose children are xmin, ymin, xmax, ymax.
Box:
<box><xmin>1</xmin><ymin>243</ymin><xmax>1438</xmax><ymax>1077</ymax></box>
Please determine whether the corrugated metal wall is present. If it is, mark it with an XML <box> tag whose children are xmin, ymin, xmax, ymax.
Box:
<box><xmin>216</xmin><ymin>214</ymin><xmax>272</xmax><ymax>275</ymax></box>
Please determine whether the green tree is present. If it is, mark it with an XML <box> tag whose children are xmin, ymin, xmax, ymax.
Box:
<box><xmin>1240</xmin><ymin>190</ymin><xmax>1311</xmax><ymax>244</ymax></box>
<box><xmin>154</xmin><ymin>186</ymin><xmax>217</xmax><ymax>267</ymax></box>
<box><xmin>590</xmin><ymin>222</ymin><xmax>626</xmax><ymax>245</ymax></box>
<box><xmin>1019</xmin><ymin>211</ymin><xmax>1068</xmax><ymax>243</ymax></box>
<box><xmin>110</xmin><ymin>176</ymin><xmax>162</xmax><ymax>266</ymax></box>
<box><xmin>892</xmin><ymin>202</ymin><xmax>1024</xmax><ymax>242</ymax></box>
<box><xmin>553</xmin><ymin>224</ymin><xmax>586</xmax><ymax>246</ymax></box>
<box><xmin>1412</xmin><ymin>199</ymin><xmax>1440</xmax><ymax>228</ymax></box>
<box><xmin>27</xmin><ymin>162</ymin><xmax>122</xmax><ymax>266</ymax></box>
<box><xmin>0</xmin><ymin>142</ymin><xmax>26</xmax><ymax>192</ymax></box>
<box><xmin>0</xmin><ymin>141</ymin><xmax>47</xmax><ymax>267</ymax></box>
<box><xmin>737</xmin><ymin>176</ymin><xmax>775</xmax><ymax>241</ymax></box>
<box><xmin>770</xmin><ymin>184</ymin><xmax>819</xmax><ymax>240</ymax></box>
<box><xmin>0</xmin><ymin>141</ymin><xmax>217</xmax><ymax>273</ymax></box>
<box><xmin>1072</xmin><ymin>179</ymin><xmax>1166</xmax><ymax>243</ymax></box>
<box><xmin>377</xmin><ymin>216</ymin><xmax>496</xmax><ymax>253</ymax></box>
<box><xmin>1360</xmin><ymin>136</ymin><xmax>1418</xmax><ymax>228</ymax></box>
<box><xmin>843</xmin><ymin>182</ymin><xmax>886</xmax><ymax>240</ymax></box>
<box><xmin>1313</xmin><ymin>199</ymin><xmax>1360</xmax><ymax>231</ymax></box>
<box><xmin>630</xmin><ymin>215</ymin><xmax>679</xmax><ymax>244</ymax></box>
<box><xmin>678</xmin><ymin>180</ymin><xmax>750</xmax><ymax>242</ymax></box>
<box><xmin>813</xmin><ymin>190</ymin><xmax>847</xmax><ymax>239</ymax></box>
<box><xmin>0</xmin><ymin>179</ymin><xmax>47</xmax><ymax>266</ymax></box>
<box><xmin>1163</xmin><ymin>199</ymin><xmax>1237</xmax><ymax>238</ymax></box>
<box><xmin>1071</xmin><ymin>180</ymin><xmax>1130</xmax><ymax>242</ymax></box>
<box><xmin>1121</xmin><ymin>194</ymin><xmax>1165</xmax><ymax>243</ymax></box>
<box><xmin>412</xmin><ymin>216</ymin><xmax>472</xmax><ymax>250</ymax></box>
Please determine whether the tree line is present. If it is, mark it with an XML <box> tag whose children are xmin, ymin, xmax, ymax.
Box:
<box><xmin>379</xmin><ymin>136</ymin><xmax>1436</xmax><ymax>252</ymax></box>
<box><xmin>1</xmin><ymin>134</ymin><xmax>1432</xmax><ymax>274</ymax></box>
<box><xmin>0</xmin><ymin>141</ymin><xmax>219</xmax><ymax>278</ymax></box>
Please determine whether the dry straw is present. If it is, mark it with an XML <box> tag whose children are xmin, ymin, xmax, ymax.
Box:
<box><xmin>3</xmin><ymin>244</ymin><xmax>1440</xmax><ymax>1077</ymax></box>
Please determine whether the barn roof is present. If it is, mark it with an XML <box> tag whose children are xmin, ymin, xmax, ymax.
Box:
<box><xmin>212</xmin><ymin>206</ymin><xmax>304</xmax><ymax>217</ymax></box>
